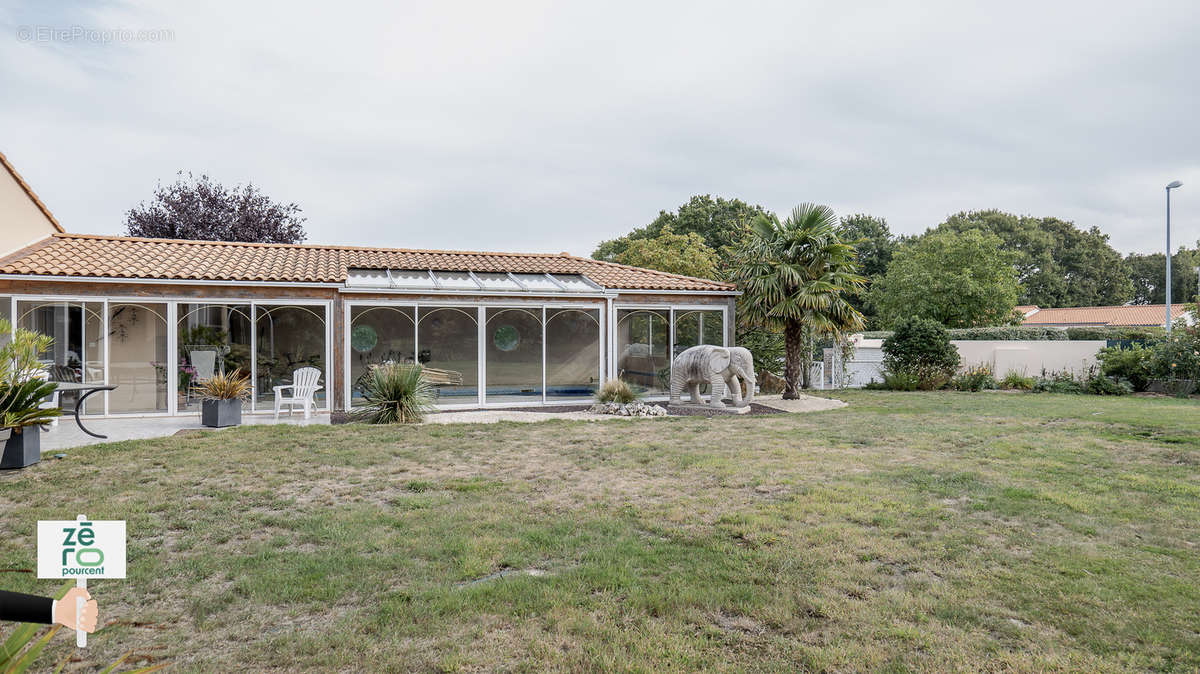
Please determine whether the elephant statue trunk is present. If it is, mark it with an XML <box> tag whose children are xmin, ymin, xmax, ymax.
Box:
<box><xmin>669</xmin><ymin>345</ymin><xmax>756</xmax><ymax>408</ymax></box>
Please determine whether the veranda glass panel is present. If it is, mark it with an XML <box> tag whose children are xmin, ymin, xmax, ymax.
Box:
<box><xmin>674</xmin><ymin>309</ymin><xmax>725</xmax><ymax>355</ymax></box>
<box><xmin>617</xmin><ymin>309</ymin><xmax>670</xmax><ymax>395</ymax></box>
<box><xmin>256</xmin><ymin>305</ymin><xmax>327</xmax><ymax>407</ymax></box>
<box><xmin>177</xmin><ymin>304</ymin><xmax>252</xmax><ymax>412</ymax></box>
<box><xmin>702</xmin><ymin>310</ymin><xmax>724</xmax><ymax>346</ymax></box>
<box><xmin>545</xmin><ymin>308</ymin><xmax>600</xmax><ymax>402</ymax></box>
<box><xmin>0</xmin><ymin>297</ymin><xmax>10</xmax><ymax>348</ymax></box>
<box><xmin>417</xmin><ymin>307</ymin><xmax>478</xmax><ymax>402</ymax></box>
<box><xmin>349</xmin><ymin>305</ymin><xmax>416</xmax><ymax>407</ymax></box>
<box><xmin>17</xmin><ymin>300</ymin><xmax>105</xmax><ymax>414</ymax></box>
<box><xmin>108</xmin><ymin>303</ymin><xmax>169</xmax><ymax>414</ymax></box>
<box><xmin>485</xmin><ymin>307</ymin><xmax>543</xmax><ymax>403</ymax></box>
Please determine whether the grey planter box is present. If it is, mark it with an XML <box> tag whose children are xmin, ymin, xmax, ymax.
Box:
<box><xmin>1</xmin><ymin>428</ymin><xmax>41</xmax><ymax>469</ymax></box>
<box><xmin>201</xmin><ymin>399</ymin><xmax>242</xmax><ymax>427</ymax></box>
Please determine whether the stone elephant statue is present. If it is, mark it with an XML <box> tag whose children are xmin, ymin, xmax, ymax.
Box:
<box><xmin>669</xmin><ymin>345</ymin><xmax>756</xmax><ymax>408</ymax></box>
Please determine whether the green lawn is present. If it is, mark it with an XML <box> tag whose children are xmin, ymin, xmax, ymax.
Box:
<box><xmin>2</xmin><ymin>392</ymin><xmax>1199</xmax><ymax>672</ymax></box>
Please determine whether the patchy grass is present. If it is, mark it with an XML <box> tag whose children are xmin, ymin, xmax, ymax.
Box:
<box><xmin>1</xmin><ymin>391</ymin><xmax>1198</xmax><ymax>671</ymax></box>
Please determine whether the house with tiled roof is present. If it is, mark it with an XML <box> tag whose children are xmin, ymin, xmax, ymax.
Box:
<box><xmin>0</xmin><ymin>153</ymin><xmax>736</xmax><ymax>416</ymax></box>
<box><xmin>1019</xmin><ymin>304</ymin><xmax>1193</xmax><ymax>328</ymax></box>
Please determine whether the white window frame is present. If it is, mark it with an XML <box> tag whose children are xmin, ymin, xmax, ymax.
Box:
<box><xmin>8</xmin><ymin>294</ymin><xmax>333</xmax><ymax>418</ymax></box>
<box><xmin>344</xmin><ymin>298</ymin><xmax>606</xmax><ymax>409</ymax></box>
<box><xmin>611</xmin><ymin>303</ymin><xmax>729</xmax><ymax>400</ymax></box>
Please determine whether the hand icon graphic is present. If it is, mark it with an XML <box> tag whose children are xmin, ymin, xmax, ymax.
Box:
<box><xmin>54</xmin><ymin>587</ymin><xmax>98</xmax><ymax>633</ymax></box>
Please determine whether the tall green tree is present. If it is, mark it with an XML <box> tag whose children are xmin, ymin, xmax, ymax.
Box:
<box><xmin>612</xmin><ymin>225</ymin><xmax>721</xmax><ymax>279</ymax></box>
<box><xmin>838</xmin><ymin>214</ymin><xmax>897</xmax><ymax>326</ymax></box>
<box><xmin>936</xmin><ymin>210</ymin><xmax>1131</xmax><ymax>307</ymax></box>
<box><xmin>732</xmin><ymin>204</ymin><xmax>866</xmax><ymax>398</ymax></box>
<box><xmin>593</xmin><ymin>195</ymin><xmax>769</xmax><ymax>265</ymax></box>
<box><xmin>870</xmin><ymin>229</ymin><xmax>1021</xmax><ymax>328</ymax></box>
<box><xmin>1126</xmin><ymin>244</ymin><xmax>1200</xmax><ymax>305</ymax></box>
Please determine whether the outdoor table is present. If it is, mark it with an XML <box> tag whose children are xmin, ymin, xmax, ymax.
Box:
<box><xmin>51</xmin><ymin>383</ymin><xmax>118</xmax><ymax>439</ymax></box>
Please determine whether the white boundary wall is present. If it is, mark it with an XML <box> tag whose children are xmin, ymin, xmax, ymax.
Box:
<box><xmin>828</xmin><ymin>339</ymin><xmax>1107</xmax><ymax>388</ymax></box>
<box><xmin>954</xmin><ymin>340</ymin><xmax>1106</xmax><ymax>377</ymax></box>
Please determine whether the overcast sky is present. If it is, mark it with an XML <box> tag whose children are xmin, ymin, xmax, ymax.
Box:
<box><xmin>2</xmin><ymin>1</ymin><xmax>1197</xmax><ymax>257</ymax></box>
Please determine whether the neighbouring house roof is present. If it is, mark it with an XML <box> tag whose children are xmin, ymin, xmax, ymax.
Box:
<box><xmin>0</xmin><ymin>150</ymin><xmax>65</xmax><ymax>233</ymax></box>
<box><xmin>1020</xmin><ymin>304</ymin><xmax>1187</xmax><ymax>327</ymax></box>
<box><xmin>0</xmin><ymin>233</ymin><xmax>735</xmax><ymax>292</ymax></box>
<box><xmin>1014</xmin><ymin>305</ymin><xmax>1039</xmax><ymax>318</ymax></box>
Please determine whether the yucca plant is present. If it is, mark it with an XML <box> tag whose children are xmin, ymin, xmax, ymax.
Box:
<box><xmin>0</xmin><ymin>581</ymin><xmax>167</xmax><ymax>673</ymax></box>
<box><xmin>192</xmin><ymin>369</ymin><xmax>252</xmax><ymax>401</ymax></box>
<box><xmin>354</xmin><ymin>363</ymin><xmax>435</xmax><ymax>424</ymax></box>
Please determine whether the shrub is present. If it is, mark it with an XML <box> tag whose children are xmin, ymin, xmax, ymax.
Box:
<box><xmin>862</xmin><ymin>326</ymin><xmax>1166</xmax><ymax>342</ymax></box>
<box><xmin>951</xmin><ymin>364</ymin><xmax>997</xmax><ymax>392</ymax></box>
<box><xmin>193</xmin><ymin>369</ymin><xmax>251</xmax><ymax>401</ymax></box>
<box><xmin>737</xmin><ymin>327</ymin><xmax>785</xmax><ymax>376</ymax></box>
<box><xmin>1084</xmin><ymin>372</ymin><xmax>1133</xmax><ymax>396</ymax></box>
<box><xmin>1147</xmin><ymin>326</ymin><xmax>1200</xmax><ymax>384</ymax></box>
<box><xmin>1065</xmin><ymin>326</ymin><xmax>1165</xmax><ymax>342</ymax></box>
<box><xmin>354</xmin><ymin>363</ymin><xmax>435</xmax><ymax>424</ymax></box>
<box><xmin>1097</xmin><ymin>344</ymin><xmax>1154</xmax><ymax>391</ymax></box>
<box><xmin>864</xmin><ymin>371</ymin><xmax>922</xmax><ymax>391</ymax></box>
<box><xmin>881</xmin><ymin>317</ymin><xmax>960</xmax><ymax>390</ymax></box>
<box><xmin>999</xmin><ymin>370</ymin><xmax>1035</xmax><ymax>390</ymax></box>
<box><xmin>948</xmin><ymin>326</ymin><xmax>1068</xmax><ymax>341</ymax></box>
<box><xmin>597</xmin><ymin>379</ymin><xmax>638</xmax><ymax>404</ymax></box>
<box><xmin>1032</xmin><ymin>370</ymin><xmax>1084</xmax><ymax>394</ymax></box>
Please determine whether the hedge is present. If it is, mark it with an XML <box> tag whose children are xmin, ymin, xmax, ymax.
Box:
<box><xmin>1063</xmin><ymin>326</ymin><xmax>1165</xmax><ymax>341</ymax></box>
<box><xmin>859</xmin><ymin>325</ymin><xmax>1165</xmax><ymax>342</ymax></box>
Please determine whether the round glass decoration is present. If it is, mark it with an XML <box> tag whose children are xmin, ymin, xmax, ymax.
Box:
<box><xmin>351</xmin><ymin>324</ymin><xmax>379</xmax><ymax>353</ymax></box>
<box><xmin>493</xmin><ymin>325</ymin><xmax>519</xmax><ymax>352</ymax></box>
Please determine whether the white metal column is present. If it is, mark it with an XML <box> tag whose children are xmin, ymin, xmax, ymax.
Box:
<box><xmin>101</xmin><ymin>300</ymin><xmax>110</xmax><ymax>416</ymax></box>
<box><xmin>167</xmin><ymin>302</ymin><xmax>178</xmax><ymax>416</ymax></box>
<box><xmin>343</xmin><ymin>302</ymin><xmax>352</xmax><ymax>410</ymax></box>
<box><xmin>476</xmin><ymin>306</ymin><xmax>486</xmax><ymax>407</ymax></box>
<box><xmin>540</xmin><ymin>306</ymin><xmax>547</xmax><ymax>404</ymax></box>
<box><xmin>249</xmin><ymin>304</ymin><xmax>258</xmax><ymax>412</ymax></box>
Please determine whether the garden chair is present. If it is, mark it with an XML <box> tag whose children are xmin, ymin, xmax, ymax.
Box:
<box><xmin>273</xmin><ymin>366</ymin><xmax>322</xmax><ymax>420</ymax></box>
<box><xmin>34</xmin><ymin>367</ymin><xmax>60</xmax><ymax>428</ymax></box>
<box><xmin>186</xmin><ymin>348</ymin><xmax>218</xmax><ymax>405</ymax></box>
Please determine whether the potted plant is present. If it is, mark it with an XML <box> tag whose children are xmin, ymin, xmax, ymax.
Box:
<box><xmin>0</xmin><ymin>318</ymin><xmax>62</xmax><ymax>469</ymax></box>
<box><xmin>196</xmin><ymin>369</ymin><xmax>251</xmax><ymax>428</ymax></box>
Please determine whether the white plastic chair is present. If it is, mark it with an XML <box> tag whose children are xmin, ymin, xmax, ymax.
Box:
<box><xmin>273</xmin><ymin>367</ymin><xmax>323</xmax><ymax>420</ymax></box>
<box><xmin>186</xmin><ymin>349</ymin><xmax>218</xmax><ymax>405</ymax></box>
<box><xmin>34</xmin><ymin>368</ymin><xmax>60</xmax><ymax>428</ymax></box>
<box><xmin>190</xmin><ymin>350</ymin><xmax>218</xmax><ymax>381</ymax></box>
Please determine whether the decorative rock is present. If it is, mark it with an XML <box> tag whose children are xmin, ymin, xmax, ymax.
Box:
<box><xmin>587</xmin><ymin>401</ymin><xmax>668</xmax><ymax>417</ymax></box>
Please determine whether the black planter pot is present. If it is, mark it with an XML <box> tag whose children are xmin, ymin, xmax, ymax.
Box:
<box><xmin>1</xmin><ymin>428</ymin><xmax>41</xmax><ymax>469</ymax></box>
<box><xmin>201</xmin><ymin>399</ymin><xmax>242</xmax><ymax>428</ymax></box>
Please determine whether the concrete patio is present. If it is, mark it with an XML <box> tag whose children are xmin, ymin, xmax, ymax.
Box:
<box><xmin>37</xmin><ymin>412</ymin><xmax>331</xmax><ymax>453</ymax></box>
<box><xmin>29</xmin><ymin>393</ymin><xmax>847</xmax><ymax>453</ymax></box>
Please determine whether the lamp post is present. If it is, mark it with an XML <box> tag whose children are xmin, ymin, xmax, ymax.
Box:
<box><xmin>1166</xmin><ymin>180</ymin><xmax>1183</xmax><ymax>332</ymax></box>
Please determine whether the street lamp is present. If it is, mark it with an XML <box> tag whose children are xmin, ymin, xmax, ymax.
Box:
<box><xmin>1166</xmin><ymin>180</ymin><xmax>1183</xmax><ymax>332</ymax></box>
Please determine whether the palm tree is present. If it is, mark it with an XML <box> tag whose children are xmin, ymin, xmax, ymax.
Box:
<box><xmin>732</xmin><ymin>204</ymin><xmax>866</xmax><ymax>398</ymax></box>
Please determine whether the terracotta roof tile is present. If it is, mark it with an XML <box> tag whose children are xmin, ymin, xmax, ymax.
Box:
<box><xmin>0</xmin><ymin>233</ymin><xmax>734</xmax><ymax>292</ymax></box>
<box><xmin>1020</xmin><ymin>304</ymin><xmax>1187</xmax><ymax>327</ymax></box>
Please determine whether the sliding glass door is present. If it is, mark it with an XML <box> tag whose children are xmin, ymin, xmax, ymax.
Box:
<box><xmin>177</xmin><ymin>304</ymin><xmax>253</xmax><ymax>412</ymax></box>
<box><xmin>107</xmin><ymin>302</ymin><xmax>169</xmax><ymax>414</ymax></box>
<box><xmin>16</xmin><ymin>300</ymin><xmax>106</xmax><ymax>414</ymax></box>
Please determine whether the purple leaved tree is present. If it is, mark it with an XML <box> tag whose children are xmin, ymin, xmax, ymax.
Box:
<box><xmin>123</xmin><ymin>172</ymin><xmax>307</xmax><ymax>244</ymax></box>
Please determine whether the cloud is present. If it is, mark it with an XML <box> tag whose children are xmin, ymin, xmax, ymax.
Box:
<box><xmin>1</xmin><ymin>0</ymin><xmax>1197</xmax><ymax>256</ymax></box>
